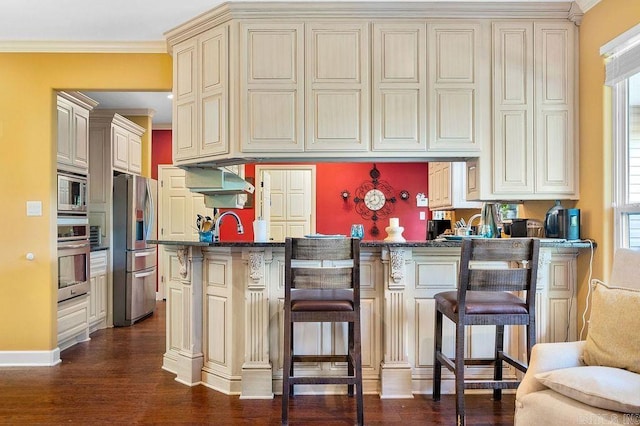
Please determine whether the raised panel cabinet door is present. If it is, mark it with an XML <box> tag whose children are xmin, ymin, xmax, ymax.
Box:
<box><xmin>173</xmin><ymin>38</ymin><xmax>198</xmax><ymax>161</ymax></box>
<box><xmin>112</xmin><ymin>126</ymin><xmax>129</xmax><ymax>172</ymax></box>
<box><xmin>56</xmin><ymin>97</ymin><xmax>74</xmax><ymax>166</ymax></box>
<box><xmin>72</xmin><ymin>106</ymin><xmax>90</xmax><ymax>170</ymax></box>
<box><xmin>492</xmin><ymin>22</ymin><xmax>535</xmax><ymax>195</ymax></box>
<box><xmin>372</xmin><ymin>22</ymin><xmax>426</xmax><ymax>151</ymax></box>
<box><xmin>306</xmin><ymin>22</ymin><xmax>369</xmax><ymax>151</ymax></box>
<box><xmin>200</xmin><ymin>26</ymin><xmax>229</xmax><ymax>157</ymax></box>
<box><xmin>128</xmin><ymin>133</ymin><xmax>142</xmax><ymax>175</ymax></box>
<box><xmin>441</xmin><ymin>162</ymin><xmax>452</xmax><ymax>207</ymax></box>
<box><xmin>240</xmin><ymin>23</ymin><xmax>304</xmax><ymax>152</ymax></box>
<box><xmin>534</xmin><ymin>21</ymin><xmax>576</xmax><ymax>196</ymax></box>
<box><xmin>427</xmin><ymin>22</ymin><xmax>488</xmax><ymax>153</ymax></box>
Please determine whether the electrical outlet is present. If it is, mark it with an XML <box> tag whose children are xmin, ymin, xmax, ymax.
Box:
<box><xmin>420</xmin><ymin>211</ymin><xmax>426</xmax><ymax>220</ymax></box>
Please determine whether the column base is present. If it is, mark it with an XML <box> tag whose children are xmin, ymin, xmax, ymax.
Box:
<box><xmin>240</xmin><ymin>364</ymin><xmax>274</xmax><ymax>399</ymax></box>
<box><xmin>380</xmin><ymin>362</ymin><xmax>414</xmax><ymax>399</ymax></box>
<box><xmin>163</xmin><ymin>351</ymin><xmax>204</xmax><ymax>386</ymax></box>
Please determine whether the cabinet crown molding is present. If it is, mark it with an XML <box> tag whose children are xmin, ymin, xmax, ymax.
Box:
<box><xmin>165</xmin><ymin>1</ymin><xmax>582</xmax><ymax>51</ymax></box>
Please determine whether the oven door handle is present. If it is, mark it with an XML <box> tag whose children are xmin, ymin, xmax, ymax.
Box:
<box><xmin>60</xmin><ymin>243</ymin><xmax>90</xmax><ymax>249</ymax></box>
<box><xmin>134</xmin><ymin>251</ymin><xmax>154</xmax><ymax>257</ymax></box>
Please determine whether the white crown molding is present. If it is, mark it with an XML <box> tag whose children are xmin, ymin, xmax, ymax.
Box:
<box><xmin>153</xmin><ymin>123</ymin><xmax>172</xmax><ymax>131</ymax></box>
<box><xmin>94</xmin><ymin>108</ymin><xmax>156</xmax><ymax>118</ymax></box>
<box><xmin>0</xmin><ymin>40</ymin><xmax>166</xmax><ymax>53</ymax></box>
<box><xmin>576</xmin><ymin>0</ymin><xmax>601</xmax><ymax>13</ymax></box>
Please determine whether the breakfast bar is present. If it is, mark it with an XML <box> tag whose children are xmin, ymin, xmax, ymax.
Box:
<box><xmin>151</xmin><ymin>239</ymin><xmax>592</xmax><ymax>399</ymax></box>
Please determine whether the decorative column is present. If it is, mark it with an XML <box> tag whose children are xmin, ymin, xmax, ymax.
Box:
<box><xmin>240</xmin><ymin>248</ymin><xmax>274</xmax><ymax>399</ymax></box>
<box><xmin>380</xmin><ymin>247</ymin><xmax>414</xmax><ymax>398</ymax></box>
<box><xmin>172</xmin><ymin>246</ymin><xmax>204</xmax><ymax>386</ymax></box>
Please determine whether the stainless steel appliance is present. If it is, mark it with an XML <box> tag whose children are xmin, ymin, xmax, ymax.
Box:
<box><xmin>57</xmin><ymin>216</ymin><xmax>90</xmax><ymax>302</ymax></box>
<box><xmin>57</xmin><ymin>172</ymin><xmax>87</xmax><ymax>214</ymax></box>
<box><xmin>427</xmin><ymin>219</ymin><xmax>451</xmax><ymax>240</ymax></box>
<box><xmin>112</xmin><ymin>174</ymin><xmax>157</xmax><ymax>326</ymax></box>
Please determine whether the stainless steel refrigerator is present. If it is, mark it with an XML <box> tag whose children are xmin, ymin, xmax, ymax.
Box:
<box><xmin>112</xmin><ymin>174</ymin><xmax>157</xmax><ymax>326</ymax></box>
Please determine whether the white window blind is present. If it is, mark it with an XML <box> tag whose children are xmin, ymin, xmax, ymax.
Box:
<box><xmin>602</xmin><ymin>23</ymin><xmax>640</xmax><ymax>86</ymax></box>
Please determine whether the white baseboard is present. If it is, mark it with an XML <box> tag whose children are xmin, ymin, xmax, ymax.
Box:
<box><xmin>0</xmin><ymin>348</ymin><xmax>61</xmax><ymax>366</ymax></box>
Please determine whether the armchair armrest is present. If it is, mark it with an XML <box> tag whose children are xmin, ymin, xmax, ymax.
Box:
<box><xmin>516</xmin><ymin>341</ymin><xmax>586</xmax><ymax>399</ymax></box>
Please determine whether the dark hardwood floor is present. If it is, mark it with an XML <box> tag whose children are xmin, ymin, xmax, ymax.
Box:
<box><xmin>0</xmin><ymin>301</ymin><xmax>515</xmax><ymax>425</ymax></box>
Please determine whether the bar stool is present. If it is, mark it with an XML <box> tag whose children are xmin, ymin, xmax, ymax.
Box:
<box><xmin>432</xmin><ymin>238</ymin><xmax>540</xmax><ymax>426</ymax></box>
<box><xmin>282</xmin><ymin>237</ymin><xmax>363</xmax><ymax>425</ymax></box>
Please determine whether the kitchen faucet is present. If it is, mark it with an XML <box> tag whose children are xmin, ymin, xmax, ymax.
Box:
<box><xmin>213</xmin><ymin>211</ymin><xmax>244</xmax><ymax>242</ymax></box>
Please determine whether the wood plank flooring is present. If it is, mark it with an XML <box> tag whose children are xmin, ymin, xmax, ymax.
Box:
<box><xmin>0</xmin><ymin>301</ymin><xmax>515</xmax><ymax>425</ymax></box>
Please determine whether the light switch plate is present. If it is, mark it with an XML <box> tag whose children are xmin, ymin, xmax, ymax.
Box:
<box><xmin>420</xmin><ymin>211</ymin><xmax>426</xmax><ymax>220</ymax></box>
<box><xmin>26</xmin><ymin>201</ymin><xmax>42</xmax><ymax>216</ymax></box>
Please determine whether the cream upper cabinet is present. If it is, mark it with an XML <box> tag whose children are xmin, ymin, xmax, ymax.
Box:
<box><xmin>427</xmin><ymin>22</ymin><xmax>489</xmax><ymax>154</ymax></box>
<box><xmin>372</xmin><ymin>22</ymin><xmax>426</xmax><ymax>152</ymax></box>
<box><xmin>109</xmin><ymin>116</ymin><xmax>144</xmax><ymax>175</ymax></box>
<box><xmin>305</xmin><ymin>22</ymin><xmax>370</xmax><ymax>152</ymax></box>
<box><xmin>429</xmin><ymin>162</ymin><xmax>481</xmax><ymax>210</ymax></box>
<box><xmin>240</xmin><ymin>23</ymin><xmax>304</xmax><ymax>152</ymax></box>
<box><xmin>468</xmin><ymin>20</ymin><xmax>578</xmax><ymax>200</ymax></box>
<box><xmin>173</xmin><ymin>26</ymin><xmax>228</xmax><ymax>164</ymax></box>
<box><xmin>57</xmin><ymin>92</ymin><xmax>97</xmax><ymax>174</ymax></box>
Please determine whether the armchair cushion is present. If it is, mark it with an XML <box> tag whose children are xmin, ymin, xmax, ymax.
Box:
<box><xmin>582</xmin><ymin>282</ymin><xmax>640</xmax><ymax>374</ymax></box>
<box><xmin>535</xmin><ymin>366</ymin><xmax>640</xmax><ymax>413</ymax></box>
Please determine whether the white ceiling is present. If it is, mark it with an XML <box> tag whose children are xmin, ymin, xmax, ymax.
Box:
<box><xmin>1</xmin><ymin>0</ymin><xmax>599</xmax><ymax>127</ymax></box>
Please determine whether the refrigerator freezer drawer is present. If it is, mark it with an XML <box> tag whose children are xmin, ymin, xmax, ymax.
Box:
<box><xmin>127</xmin><ymin>247</ymin><xmax>157</xmax><ymax>272</ymax></box>
<box><xmin>127</xmin><ymin>267</ymin><xmax>156</xmax><ymax>325</ymax></box>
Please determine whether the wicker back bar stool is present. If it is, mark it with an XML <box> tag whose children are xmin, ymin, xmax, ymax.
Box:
<box><xmin>432</xmin><ymin>238</ymin><xmax>540</xmax><ymax>426</ymax></box>
<box><xmin>282</xmin><ymin>237</ymin><xmax>364</xmax><ymax>425</ymax></box>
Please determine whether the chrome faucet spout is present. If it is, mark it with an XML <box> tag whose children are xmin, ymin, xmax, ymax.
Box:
<box><xmin>213</xmin><ymin>211</ymin><xmax>244</xmax><ymax>242</ymax></box>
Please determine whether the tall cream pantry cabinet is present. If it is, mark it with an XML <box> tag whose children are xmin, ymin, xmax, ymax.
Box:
<box><xmin>57</xmin><ymin>92</ymin><xmax>98</xmax><ymax>175</ymax></box>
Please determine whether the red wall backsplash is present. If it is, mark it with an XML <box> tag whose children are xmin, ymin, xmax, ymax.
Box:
<box><xmin>152</xmin><ymin>131</ymin><xmax>431</xmax><ymax>241</ymax></box>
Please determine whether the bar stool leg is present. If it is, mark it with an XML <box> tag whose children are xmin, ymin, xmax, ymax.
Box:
<box><xmin>493</xmin><ymin>325</ymin><xmax>504</xmax><ymax>401</ymax></box>
<box><xmin>282</xmin><ymin>317</ymin><xmax>292</xmax><ymax>424</ymax></box>
<box><xmin>432</xmin><ymin>309</ymin><xmax>443</xmax><ymax>401</ymax></box>
<box><xmin>455</xmin><ymin>322</ymin><xmax>466</xmax><ymax>426</ymax></box>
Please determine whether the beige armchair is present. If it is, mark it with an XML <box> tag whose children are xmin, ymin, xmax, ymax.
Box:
<box><xmin>515</xmin><ymin>249</ymin><xmax>640</xmax><ymax>425</ymax></box>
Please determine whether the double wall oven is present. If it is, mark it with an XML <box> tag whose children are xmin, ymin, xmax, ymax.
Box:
<box><xmin>57</xmin><ymin>172</ymin><xmax>90</xmax><ymax>302</ymax></box>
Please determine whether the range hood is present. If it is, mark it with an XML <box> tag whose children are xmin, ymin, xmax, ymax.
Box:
<box><xmin>184</xmin><ymin>166</ymin><xmax>255</xmax><ymax>208</ymax></box>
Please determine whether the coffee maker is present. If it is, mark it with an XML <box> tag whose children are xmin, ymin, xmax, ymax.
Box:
<box><xmin>427</xmin><ymin>220</ymin><xmax>451</xmax><ymax>240</ymax></box>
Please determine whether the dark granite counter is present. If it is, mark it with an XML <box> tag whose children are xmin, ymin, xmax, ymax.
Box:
<box><xmin>147</xmin><ymin>238</ymin><xmax>595</xmax><ymax>249</ymax></box>
<box><xmin>90</xmin><ymin>245</ymin><xmax>109</xmax><ymax>252</ymax></box>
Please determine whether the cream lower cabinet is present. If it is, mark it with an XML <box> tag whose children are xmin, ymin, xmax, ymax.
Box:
<box><xmin>467</xmin><ymin>21</ymin><xmax>578</xmax><ymax>201</ymax></box>
<box><xmin>161</xmin><ymin>244</ymin><xmax>580</xmax><ymax>398</ymax></box>
<box><xmin>89</xmin><ymin>250</ymin><xmax>108</xmax><ymax>334</ymax></box>
<box><xmin>57</xmin><ymin>295</ymin><xmax>90</xmax><ymax>352</ymax></box>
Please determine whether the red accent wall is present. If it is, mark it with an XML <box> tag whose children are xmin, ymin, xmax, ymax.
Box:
<box><xmin>151</xmin><ymin>132</ymin><xmax>431</xmax><ymax>241</ymax></box>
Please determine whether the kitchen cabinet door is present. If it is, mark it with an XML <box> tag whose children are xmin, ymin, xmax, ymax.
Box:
<box><xmin>57</xmin><ymin>92</ymin><xmax>97</xmax><ymax>174</ymax></box>
<box><xmin>127</xmin><ymin>132</ymin><xmax>142</xmax><ymax>175</ymax></box>
<box><xmin>305</xmin><ymin>22</ymin><xmax>370</xmax><ymax>152</ymax></box>
<box><xmin>372</xmin><ymin>22</ymin><xmax>426</xmax><ymax>152</ymax></box>
<box><xmin>173</xmin><ymin>37</ymin><xmax>199</xmax><ymax>161</ymax></box>
<box><xmin>240</xmin><ymin>22</ymin><xmax>304</xmax><ymax>152</ymax></box>
<box><xmin>427</xmin><ymin>22</ymin><xmax>489</xmax><ymax>154</ymax></box>
<box><xmin>112</xmin><ymin>126</ymin><xmax>130</xmax><ymax>172</ymax></box>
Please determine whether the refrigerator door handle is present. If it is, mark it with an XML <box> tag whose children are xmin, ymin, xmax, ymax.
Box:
<box><xmin>134</xmin><ymin>251</ymin><xmax>154</xmax><ymax>257</ymax></box>
<box><xmin>134</xmin><ymin>270</ymin><xmax>155</xmax><ymax>279</ymax></box>
<box><xmin>145</xmin><ymin>180</ymin><xmax>155</xmax><ymax>240</ymax></box>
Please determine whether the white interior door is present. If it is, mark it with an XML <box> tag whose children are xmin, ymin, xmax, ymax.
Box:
<box><xmin>157</xmin><ymin>165</ymin><xmax>214</xmax><ymax>299</ymax></box>
<box><xmin>255</xmin><ymin>165</ymin><xmax>316</xmax><ymax>241</ymax></box>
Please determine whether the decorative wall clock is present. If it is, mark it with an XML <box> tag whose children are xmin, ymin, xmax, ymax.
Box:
<box><xmin>353</xmin><ymin>164</ymin><xmax>396</xmax><ymax>236</ymax></box>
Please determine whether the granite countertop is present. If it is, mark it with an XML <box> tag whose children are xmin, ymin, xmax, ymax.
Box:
<box><xmin>90</xmin><ymin>245</ymin><xmax>109</xmax><ymax>252</ymax></box>
<box><xmin>147</xmin><ymin>238</ymin><xmax>596</xmax><ymax>249</ymax></box>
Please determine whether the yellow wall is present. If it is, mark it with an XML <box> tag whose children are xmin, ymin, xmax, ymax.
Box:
<box><xmin>575</xmin><ymin>0</ymin><xmax>640</xmax><ymax>332</ymax></box>
<box><xmin>0</xmin><ymin>53</ymin><xmax>171</xmax><ymax>351</ymax></box>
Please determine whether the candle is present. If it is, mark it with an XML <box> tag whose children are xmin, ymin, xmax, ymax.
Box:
<box><xmin>389</xmin><ymin>217</ymin><xmax>399</xmax><ymax>228</ymax></box>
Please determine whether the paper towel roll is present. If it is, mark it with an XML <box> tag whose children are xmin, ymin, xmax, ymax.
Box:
<box><xmin>253</xmin><ymin>219</ymin><xmax>268</xmax><ymax>242</ymax></box>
